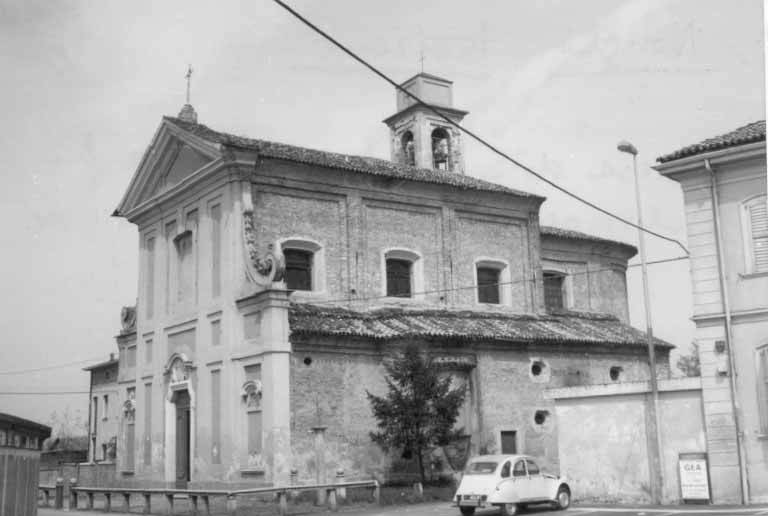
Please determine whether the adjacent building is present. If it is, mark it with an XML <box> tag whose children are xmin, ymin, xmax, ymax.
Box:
<box><xmin>104</xmin><ymin>73</ymin><xmax>670</xmax><ymax>488</ymax></box>
<box><xmin>0</xmin><ymin>413</ymin><xmax>51</xmax><ymax>516</ymax></box>
<box><xmin>84</xmin><ymin>353</ymin><xmax>120</xmax><ymax>464</ymax></box>
<box><xmin>654</xmin><ymin>120</ymin><xmax>768</xmax><ymax>503</ymax></box>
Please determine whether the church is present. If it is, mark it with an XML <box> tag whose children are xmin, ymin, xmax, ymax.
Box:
<box><xmin>101</xmin><ymin>72</ymin><xmax>672</xmax><ymax>488</ymax></box>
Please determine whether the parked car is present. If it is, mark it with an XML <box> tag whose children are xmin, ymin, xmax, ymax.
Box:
<box><xmin>453</xmin><ymin>454</ymin><xmax>571</xmax><ymax>515</ymax></box>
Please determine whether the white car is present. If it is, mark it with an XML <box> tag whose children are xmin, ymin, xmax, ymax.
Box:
<box><xmin>453</xmin><ymin>454</ymin><xmax>571</xmax><ymax>515</ymax></box>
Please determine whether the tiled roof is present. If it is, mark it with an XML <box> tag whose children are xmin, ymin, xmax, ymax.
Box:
<box><xmin>656</xmin><ymin>121</ymin><xmax>765</xmax><ymax>163</ymax></box>
<box><xmin>289</xmin><ymin>303</ymin><xmax>673</xmax><ymax>349</ymax></box>
<box><xmin>540</xmin><ymin>225</ymin><xmax>637</xmax><ymax>254</ymax></box>
<box><xmin>165</xmin><ymin>117</ymin><xmax>540</xmax><ymax>198</ymax></box>
<box><xmin>82</xmin><ymin>358</ymin><xmax>118</xmax><ymax>371</ymax></box>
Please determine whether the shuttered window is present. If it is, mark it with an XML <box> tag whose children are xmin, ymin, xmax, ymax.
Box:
<box><xmin>746</xmin><ymin>195</ymin><xmax>768</xmax><ymax>273</ymax></box>
<box><xmin>284</xmin><ymin>249</ymin><xmax>313</xmax><ymax>291</ymax></box>
<box><xmin>543</xmin><ymin>272</ymin><xmax>565</xmax><ymax>311</ymax></box>
<box><xmin>386</xmin><ymin>259</ymin><xmax>412</xmax><ymax>297</ymax></box>
<box><xmin>477</xmin><ymin>267</ymin><xmax>501</xmax><ymax>304</ymax></box>
<box><xmin>758</xmin><ymin>347</ymin><xmax>768</xmax><ymax>435</ymax></box>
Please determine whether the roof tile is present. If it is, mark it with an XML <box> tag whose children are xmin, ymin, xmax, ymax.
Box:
<box><xmin>165</xmin><ymin>117</ymin><xmax>540</xmax><ymax>198</ymax></box>
<box><xmin>656</xmin><ymin>120</ymin><xmax>765</xmax><ymax>163</ymax></box>
<box><xmin>289</xmin><ymin>303</ymin><xmax>673</xmax><ymax>349</ymax></box>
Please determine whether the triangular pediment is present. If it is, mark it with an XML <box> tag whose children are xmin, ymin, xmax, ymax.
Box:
<box><xmin>114</xmin><ymin>119</ymin><xmax>222</xmax><ymax>219</ymax></box>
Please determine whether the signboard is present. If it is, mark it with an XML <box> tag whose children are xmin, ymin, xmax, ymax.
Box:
<box><xmin>678</xmin><ymin>452</ymin><xmax>710</xmax><ymax>502</ymax></box>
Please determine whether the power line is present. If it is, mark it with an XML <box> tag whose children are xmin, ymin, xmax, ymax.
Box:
<box><xmin>628</xmin><ymin>255</ymin><xmax>689</xmax><ymax>268</ymax></box>
<box><xmin>0</xmin><ymin>357</ymin><xmax>106</xmax><ymax>376</ymax></box>
<box><xmin>0</xmin><ymin>256</ymin><xmax>689</xmax><ymax>383</ymax></box>
<box><xmin>299</xmin><ymin>254</ymin><xmax>690</xmax><ymax>307</ymax></box>
<box><xmin>0</xmin><ymin>391</ymin><xmax>90</xmax><ymax>396</ymax></box>
<box><xmin>271</xmin><ymin>0</ymin><xmax>690</xmax><ymax>257</ymax></box>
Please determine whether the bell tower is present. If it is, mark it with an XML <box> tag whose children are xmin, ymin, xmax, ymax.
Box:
<box><xmin>383</xmin><ymin>73</ymin><xmax>469</xmax><ymax>174</ymax></box>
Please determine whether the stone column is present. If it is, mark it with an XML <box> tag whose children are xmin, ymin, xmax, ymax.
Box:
<box><xmin>312</xmin><ymin>426</ymin><xmax>328</xmax><ymax>505</ymax></box>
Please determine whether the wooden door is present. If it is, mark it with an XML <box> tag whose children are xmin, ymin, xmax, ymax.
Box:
<box><xmin>500</xmin><ymin>431</ymin><xmax>517</xmax><ymax>454</ymax></box>
<box><xmin>175</xmin><ymin>390</ymin><xmax>191</xmax><ymax>488</ymax></box>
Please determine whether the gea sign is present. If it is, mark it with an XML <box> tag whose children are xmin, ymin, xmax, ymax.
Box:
<box><xmin>679</xmin><ymin>452</ymin><xmax>710</xmax><ymax>502</ymax></box>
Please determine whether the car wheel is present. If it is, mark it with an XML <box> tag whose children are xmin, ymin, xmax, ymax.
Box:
<box><xmin>555</xmin><ymin>486</ymin><xmax>571</xmax><ymax>510</ymax></box>
<box><xmin>460</xmin><ymin>507</ymin><xmax>476</xmax><ymax>516</ymax></box>
<box><xmin>499</xmin><ymin>503</ymin><xmax>519</xmax><ymax>516</ymax></box>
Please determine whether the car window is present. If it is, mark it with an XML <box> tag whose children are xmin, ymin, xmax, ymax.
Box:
<box><xmin>500</xmin><ymin>461</ymin><xmax>511</xmax><ymax>478</ymax></box>
<box><xmin>526</xmin><ymin>460</ymin><xmax>540</xmax><ymax>475</ymax></box>
<box><xmin>465</xmin><ymin>461</ymin><xmax>498</xmax><ymax>475</ymax></box>
<box><xmin>513</xmin><ymin>460</ymin><xmax>527</xmax><ymax>477</ymax></box>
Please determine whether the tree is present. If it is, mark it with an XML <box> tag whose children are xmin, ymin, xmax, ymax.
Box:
<box><xmin>44</xmin><ymin>407</ymin><xmax>89</xmax><ymax>451</ymax></box>
<box><xmin>676</xmin><ymin>342</ymin><xmax>701</xmax><ymax>377</ymax></box>
<box><xmin>366</xmin><ymin>344</ymin><xmax>467</xmax><ymax>483</ymax></box>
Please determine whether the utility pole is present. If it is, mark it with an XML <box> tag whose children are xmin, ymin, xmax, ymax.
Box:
<box><xmin>618</xmin><ymin>140</ymin><xmax>663</xmax><ymax>504</ymax></box>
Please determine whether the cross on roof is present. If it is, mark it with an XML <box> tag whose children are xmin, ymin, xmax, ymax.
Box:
<box><xmin>185</xmin><ymin>65</ymin><xmax>193</xmax><ymax>104</ymax></box>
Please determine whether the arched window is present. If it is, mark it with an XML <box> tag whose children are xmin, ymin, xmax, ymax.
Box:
<box><xmin>475</xmin><ymin>258</ymin><xmax>511</xmax><ymax>305</ymax></box>
<box><xmin>383</xmin><ymin>249</ymin><xmax>423</xmax><ymax>299</ymax></box>
<box><xmin>543</xmin><ymin>270</ymin><xmax>567</xmax><ymax>311</ymax></box>
<box><xmin>742</xmin><ymin>195</ymin><xmax>768</xmax><ymax>274</ymax></box>
<box><xmin>431</xmin><ymin>127</ymin><xmax>451</xmax><ymax>170</ymax></box>
<box><xmin>280</xmin><ymin>238</ymin><xmax>325</xmax><ymax>293</ymax></box>
<box><xmin>401</xmin><ymin>131</ymin><xmax>415</xmax><ymax>166</ymax></box>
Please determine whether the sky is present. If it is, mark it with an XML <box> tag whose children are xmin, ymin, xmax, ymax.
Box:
<box><xmin>0</xmin><ymin>0</ymin><xmax>764</xmax><ymax>425</ymax></box>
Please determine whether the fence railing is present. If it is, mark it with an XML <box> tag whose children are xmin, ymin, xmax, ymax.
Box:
<box><xmin>42</xmin><ymin>478</ymin><xmax>379</xmax><ymax>515</ymax></box>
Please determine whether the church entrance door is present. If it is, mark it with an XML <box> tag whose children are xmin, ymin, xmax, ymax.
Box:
<box><xmin>175</xmin><ymin>390</ymin><xmax>191</xmax><ymax>488</ymax></box>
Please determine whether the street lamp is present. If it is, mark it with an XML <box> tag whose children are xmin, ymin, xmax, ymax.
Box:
<box><xmin>617</xmin><ymin>140</ymin><xmax>663</xmax><ymax>504</ymax></box>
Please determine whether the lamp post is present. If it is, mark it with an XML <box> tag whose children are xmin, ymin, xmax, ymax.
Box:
<box><xmin>617</xmin><ymin>140</ymin><xmax>663</xmax><ymax>504</ymax></box>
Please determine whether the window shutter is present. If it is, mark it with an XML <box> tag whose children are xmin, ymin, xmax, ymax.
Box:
<box><xmin>477</xmin><ymin>267</ymin><xmax>500</xmax><ymax>304</ymax></box>
<box><xmin>386</xmin><ymin>259</ymin><xmax>412</xmax><ymax>297</ymax></box>
<box><xmin>758</xmin><ymin>347</ymin><xmax>768</xmax><ymax>434</ymax></box>
<box><xmin>543</xmin><ymin>273</ymin><xmax>565</xmax><ymax>311</ymax></box>
<box><xmin>284</xmin><ymin>249</ymin><xmax>313</xmax><ymax>291</ymax></box>
<box><xmin>749</xmin><ymin>199</ymin><xmax>768</xmax><ymax>272</ymax></box>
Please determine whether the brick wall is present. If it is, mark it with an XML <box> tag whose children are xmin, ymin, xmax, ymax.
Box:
<box><xmin>290</xmin><ymin>337</ymin><xmax>670</xmax><ymax>481</ymax></box>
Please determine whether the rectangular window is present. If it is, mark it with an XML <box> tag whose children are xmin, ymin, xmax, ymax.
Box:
<box><xmin>126</xmin><ymin>345</ymin><xmax>137</xmax><ymax>367</ymax></box>
<box><xmin>144</xmin><ymin>383</ymin><xmax>152</xmax><ymax>466</ymax></box>
<box><xmin>477</xmin><ymin>267</ymin><xmax>501</xmax><ymax>304</ymax></box>
<box><xmin>211</xmin><ymin>320</ymin><xmax>221</xmax><ymax>347</ymax></box>
<box><xmin>103</xmin><ymin>395</ymin><xmax>109</xmax><ymax>420</ymax></box>
<box><xmin>386</xmin><ymin>258</ymin><xmax>412</xmax><ymax>297</ymax></box>
<box><xmin>284</xmin><ymin>249</ymin><xmax>313</xmax><ymax>290</ymax></box>
<box><xmin>543</xmin><ymin>272</ymin><xmax>565</xmax><ymax>311</ymax></box>
<box><xmin>210</xmin><ymin>203</ymin><xmax>222</xmax><ymax>297</ymax></box>
<box><xmin>758</xmin><ymin>346</ymin><xmax>768</xmax><ymax>434</ymax></box>
<box><xmin>211</xmin><ymin>370</ymin><xmax>221</xmax><ymax>464</ymax></box>
<box><xmin>145</xmin><ymin>339</ymin><xmax>153</xmax><ymax>365</ymax></box>
<box><xmin>146</xmin><ymin>236</ymin><xmax>156</xmax><ymax>319</ymax></box>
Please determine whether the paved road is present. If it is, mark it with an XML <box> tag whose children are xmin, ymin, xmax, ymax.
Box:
<box><xmin>39</xmin><ymin>502</ymin><xmax>768</xmax><ymax>516</ymax></box>
<box><xmin>343</xmin><ymin>502</ymin><xmax>768</xmax><ymax>516</ymax></box>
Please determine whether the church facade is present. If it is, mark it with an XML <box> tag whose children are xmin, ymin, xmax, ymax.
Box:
<box><xmin>106</xmin><ymin>73</ymin><xmax>671</xmax><ymax>488</ymax></box>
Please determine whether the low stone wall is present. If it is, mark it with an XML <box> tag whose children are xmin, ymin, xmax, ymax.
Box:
<box><xmin>545</xmin><ymin>377</ymin><xmax>705</xmax><ymax>504</ymax></box>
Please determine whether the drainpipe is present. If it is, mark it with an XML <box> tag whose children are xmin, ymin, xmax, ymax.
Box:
<box><xmin>86</xmin><ymin>374</ymin><xmax>94</xmax><ymax>463</ymax></box>
<box><xmin>704</xmin><ymin>158</ymin><xmax>749</xmax><ymax>504</ymax></box>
